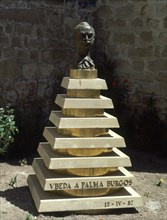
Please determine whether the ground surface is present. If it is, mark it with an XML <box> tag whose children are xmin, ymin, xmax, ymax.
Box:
<box><xmin>0</xmin><ymin>148</ymin><xmax>167</xmax><ymax>220</ymax></box>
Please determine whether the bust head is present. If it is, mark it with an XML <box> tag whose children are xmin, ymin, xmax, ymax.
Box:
<box><xmin>74</xmin><ymin>22</ymin><xmax>95</xmax><ymax>52</ymax></box>
<box><xmin>74</xmin><ymin>22</ymin><xmax>95</xmax><ymax>69</ymax></box>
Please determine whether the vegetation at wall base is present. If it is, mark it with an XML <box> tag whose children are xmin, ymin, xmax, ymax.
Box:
<box><xmin>0</xmin><ymin>106</ymin><xmax>18</xmax><ymax>156</ymax></box>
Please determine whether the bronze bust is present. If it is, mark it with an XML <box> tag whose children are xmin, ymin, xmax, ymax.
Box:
<box><xmin>74</xmin><ymin>22</ymin><xmax>95</xmax><ymax>69</ymax></box>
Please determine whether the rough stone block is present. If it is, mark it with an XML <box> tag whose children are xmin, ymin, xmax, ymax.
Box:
<box><xmin>148</xmin><ymin>59</ymin><xmax>167</xmax><ymax>71</ymax></box>
<box><xmin>78</xmin><ymin>0</ymin><xmax>97</xmax><ymax>9</ymax></box>
<box><xmin>26</xmin><ymin>80</ymin><xmax>37</xmax><ymax>98</ymax></box>
<box><xmin>113</xmin><ymin>33</ymin><xmax>135</xmax><ymax>45</ymax></box>
<box><xmin>17</xmin><ymin>49</ymin><xmax>30</xmax><ymax>63</ymax></box>
<box><xmin>3</xmin><ymin>47</ymin><xmax>15</xmax><ymax>58</ymax></box>
<box><xmin>115</xmin><ymin>4</ymin><xmax>134</xmax><ymax>18</ymax></box>
<box><xmin>6</xmin><ymin>90</ymin><xmax>18</xmax><ymax>103</ymax></box>
<box><xmin>30</xmin><ymin>49</ymin><xmax>39</xmax><ymax>62</ymax></box>
<box><xmin>41</xmin><ymin>50</ymin><xmax>51</xmax><ymax>62</ymax></box>
<box><xmin>22</xmin><ymin>64</ymin><xmax>38</xmax><ymax>79</ymax></box>
<box><xmin>0</xmin><ymin>59</ymin><xmax>21</xmax><ymax>79</ymax></box>
<box><xmin>146</xmin><ymin>18</ymin><xmax>159</xmax><ymax>28</ymax></box>
<box><xmin>156</xmin><ymin>72</ymin><xmax>167</xmax><ymax>83</ymax></box>
<box><xmin>163</xmin><ymin>16</ymin><xmax>167</xmax><ymax>28</ymax></box>
<box><xmin>162</xmin><ymin>47</ymin><xmax>167</xmax><ymax>57</ymax></box>
<box><xmin>39</xmin><ymin>64</ymin><xmax>54</xmax><ymax>78</ymax></box>
<box><xmin>142</xmin><ymin>81</ymin><xmax>164</xmax><ymax>96</ymax></box>
<box><xmin>163</xmin><ymin>85</ymin><xmax>167</xmax><ymax>96</ymax></box>
<box><xmin>159</xmin><ymin>32</ymin><xmax>167</xmax><ymax>43</ymax></box>
<box><xmin>95</xmin><ymin>5</ymin><xmax>113</xmax><ymax>17</ymax></box>
<box><xmin>132</xmin><ymin>59</ymin><xmax>144</xmax><ymax>72</ymax></box>
<box><xmin>128</xmin><ymin>47</ymin><xmax>153</xmax><ymax>57</ymax></box>
<box><xmin>0</xmin><ymin>25</ymin><xmax>3</xmax><ymax>33</ymax></box>
<box><xmin>158</xmin><ymin>4</ymin><xmax>167</xmax><ymax>18</ymax></box>
<box><xmin>140</xmin><ymin>31</ymin><xmax>153</xmax><ymax>43</ymax></box>
<box><xmin>51</xmin><ymin>49</ymin><xmax>66</xmax><ymax>60</ymax></box>
<box><xmin>153</xmin><ymin>46</ymin><xmax>161</xmax><ymax>57</ymax></box>
<box><xmin>0</xmin><ymin>33</ymin><xmax>10</xmax><ymax>48</ymax></box>
<box><xmin>97</xmin><ymin>30</ymin><xmax>110</xmax><ymax>43</ymax></box>
<box><xmin>28</xmin><ymin>38</ymin><xmax>47</xmax><ymax>49</ymax></box>
<box><xmin>141</xmin><ymin>4</ymin><xmax>155</xmax><ymax>17</ymax></box>
<box><xmin>5</xmin><ymin>23</ymin><xmax>13</xmax><ymax>33</ymax></box>
<box><xmin>37</xmin><ymin>79</ymin><xmax>48</xmax><ymax>97</ymax></box>
<box><xmin>105</xmin><ymin>19</ymin><xmax>127</xmax><ymax>29</ymax></box>
<box><xmin>15</xmin><ymin>80</ymin><xmax>27</xmax><ymax>99</ymax></box>
<box><xmin>116</xmin><ymin>59</ymin><xmax>132</xmax><ymax>72</ymax></box>
<box><xmin>0</xmin><ymin>9</ymin><xmax>46</xmax><ymax>24</ymax></box>
<box><xmin>131</xmin><ymin>17</ymin><xmax>143</xmax><ymax>27</ymax></box>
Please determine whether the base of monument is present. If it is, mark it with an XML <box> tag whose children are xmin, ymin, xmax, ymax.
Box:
<box><xmin>27</xmin><ymin>175</ymin><xmax>143</xmax><ymax>213</ymax></box>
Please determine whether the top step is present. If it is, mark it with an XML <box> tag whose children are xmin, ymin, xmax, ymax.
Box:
<box><xmin>70</xmin><ymin>69</ymin><xmax>97</xmax><ymax>79</ymax></box>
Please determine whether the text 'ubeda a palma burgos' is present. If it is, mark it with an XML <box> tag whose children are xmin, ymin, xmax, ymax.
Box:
<box><xmin>49</xmin><ymin>179</ymin><xmax>133</xmax><ymax>190</ymax></box>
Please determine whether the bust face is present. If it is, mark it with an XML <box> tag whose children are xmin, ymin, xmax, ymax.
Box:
<box><xmin>74</xmin><ymin>22</ymin><xmax>95</xmax><ymax>50</ymax></box>
<box><xmin>74</xmin><ymin>22</ymin><xmax>95</xmax><ymax>69</ymax></box>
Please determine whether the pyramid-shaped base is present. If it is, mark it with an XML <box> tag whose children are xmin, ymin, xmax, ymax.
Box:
<box><xmin>27</xmin><ymin>175</ymin><xmax>143</xmax><ymax>213</ymax></box>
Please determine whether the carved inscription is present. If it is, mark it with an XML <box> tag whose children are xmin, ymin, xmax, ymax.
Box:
<box><xmin>49</xmin><ymin>179</ymin><xmax>133</xmax><ymax>190</ymax></box>
<box><xmin>104</xmin><ymin>200</ymin><xmax>134</xmax><ymax>208</ymax></box>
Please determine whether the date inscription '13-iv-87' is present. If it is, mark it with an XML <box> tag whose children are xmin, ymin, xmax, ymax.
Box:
<box><xmin>104</xmin><ymin>200</ymin><xmax>134</xmax><ymax>208</ymax></box>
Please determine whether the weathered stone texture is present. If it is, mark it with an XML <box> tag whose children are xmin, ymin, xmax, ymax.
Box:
<box><xmin>128</xmin><ymin>47</ymin><xmax>153</xmax><ymax>57</ymax></box>
<box><xmin>147</xmin><ymin>59</ymin><xmax>167</xmax><ymax>72</ymax></box>
<box><xmin>39</xmin><ymin>64</ymin><xmax>54</xmax><ymax>78</ymax></box>
<box><xmin>113</xmin><ymin>33</ymin><xmax>135</xmax><ymax>45</ymax></box>
<box><xmin>0</xmin><ymin>9</ymin><xmax>46</xmax><ymax>24</ymax></box>
<box><xmin>132</xmin><ymin>59</ymin><xmax>144</xmax><ymax>72</ymax></box>
<box><xmin>140</xmin><ymin>31</ymin><xmax>154</xmax><ymax>43</ymax></box>
<box><xmin>95</xmin><ymin>5</ymin><xmax>113</xmax><ymax>17</ymax></box>
<box><xmin>96</xmin><ymin>0</ymin><xmax>167</xmax><ymax>119</ymax></box>
<box><xmin>0</xmin><ymin>33</ymin><xmax>10</xmax><ymax>48</ymax></box>
<box><xmin>0</xmin><ymin>59</ymin><xmax>21</xmax><ymax>79</ymax></box>
<box><xmin>22</xmin><ymin>64</ymin><xmax>38</xmax><ymax>79</ymax></box>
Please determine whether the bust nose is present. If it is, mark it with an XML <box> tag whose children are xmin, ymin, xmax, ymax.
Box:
<box><xmin>85</xmin><ymin>35</ymin><xmax>89</xmax><ymax>40</ymax></box>
<box><xmin>83</xmin><ymin>35</ymin><xmax>88</xmax><ymax>42</ymax></box>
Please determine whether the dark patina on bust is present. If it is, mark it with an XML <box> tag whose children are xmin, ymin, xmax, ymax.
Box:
<box><xmin>74</xmin><ymin>22</ymin><xmax>95</xmax><ymax>69</ymax></box>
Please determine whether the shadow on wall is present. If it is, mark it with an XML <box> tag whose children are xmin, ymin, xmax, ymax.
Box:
<box><xmin>6</xmin><ymin>84</ymin><xmax>65</xmax><ymax>159</ymax></box>
<box><xmin>124</xmin><ymin>97</ymin><xmax>167</xmax><ymax>157</ymax></box>
<box><xmin>7</xmin><ymin>102</ymin><xmax>50</xmax><ymax>158</ymax></box>
<box><xmin>93</xmin><ymin>49</ymin><xmax>167</xmax><ymax>158</ymax></box>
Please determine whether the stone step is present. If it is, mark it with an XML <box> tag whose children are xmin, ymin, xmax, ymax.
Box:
<box><xmin>37</xmin><ymin>143</ymin><xmax>131</xmax><ymax>170</ymax></box>
<box><xmin>70</xmin><ymin>69</ymin><xmax>97</xmax><ymax>79</ymax></box>
<box><xmin>49</xmin><ymin>111</ymin><xmax>119</xmax><ymax>129</ymax></box>
<box><xmin>43</xmin><ymin>127</ymin><xmax>126</xmax><ymax>149</ymax></box>
<box><xmin>32</xmin><ymin>158</ymin><xmax>136</xmax><ymax>191</ymax></box>
<box><xmin>27</xmin><ymin>174</ymin><xmax>143</xmax><ymax>212</ymax></box>
<box><xmin>55</xmin><ymin>94</ymin><xmax>113</xmax><ymax>109</ymax></box>
<box><xmin>61</xmin><ymin>77</ymin><xmax>107</xmax><ymax>90</ymax></box>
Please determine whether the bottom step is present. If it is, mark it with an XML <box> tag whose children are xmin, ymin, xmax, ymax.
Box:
<box><xmin>27</xmin><ymin>174</ymin><xmax>143</xmax><ymax>213</ymax></box>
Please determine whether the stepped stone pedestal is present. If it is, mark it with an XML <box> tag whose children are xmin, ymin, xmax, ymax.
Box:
<box><xmin>27</xmin><ymin>69</ymin><xmax>143</xmax><ymax>212</ymax></box>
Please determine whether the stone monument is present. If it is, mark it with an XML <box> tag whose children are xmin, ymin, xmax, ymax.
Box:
<box><xmin>27</xmin><ymin>22</ymin><xmax>143</xmax><ymax>212</ymax></box>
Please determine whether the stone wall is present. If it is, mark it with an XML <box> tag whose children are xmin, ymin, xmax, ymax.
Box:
<box><xmin>0</xmin><ymin>0</ymin><xmax>96</xmax><ymax>155</ymax></box>
<box><xmin>94</xmin><ymin>0</ymin><xmax>167</xmax><ymax>120</ymax></box>
<box><xmin>0</xmin><ymin>0</ymin><xmax>166</xmax><ymax>155</ymax></box>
